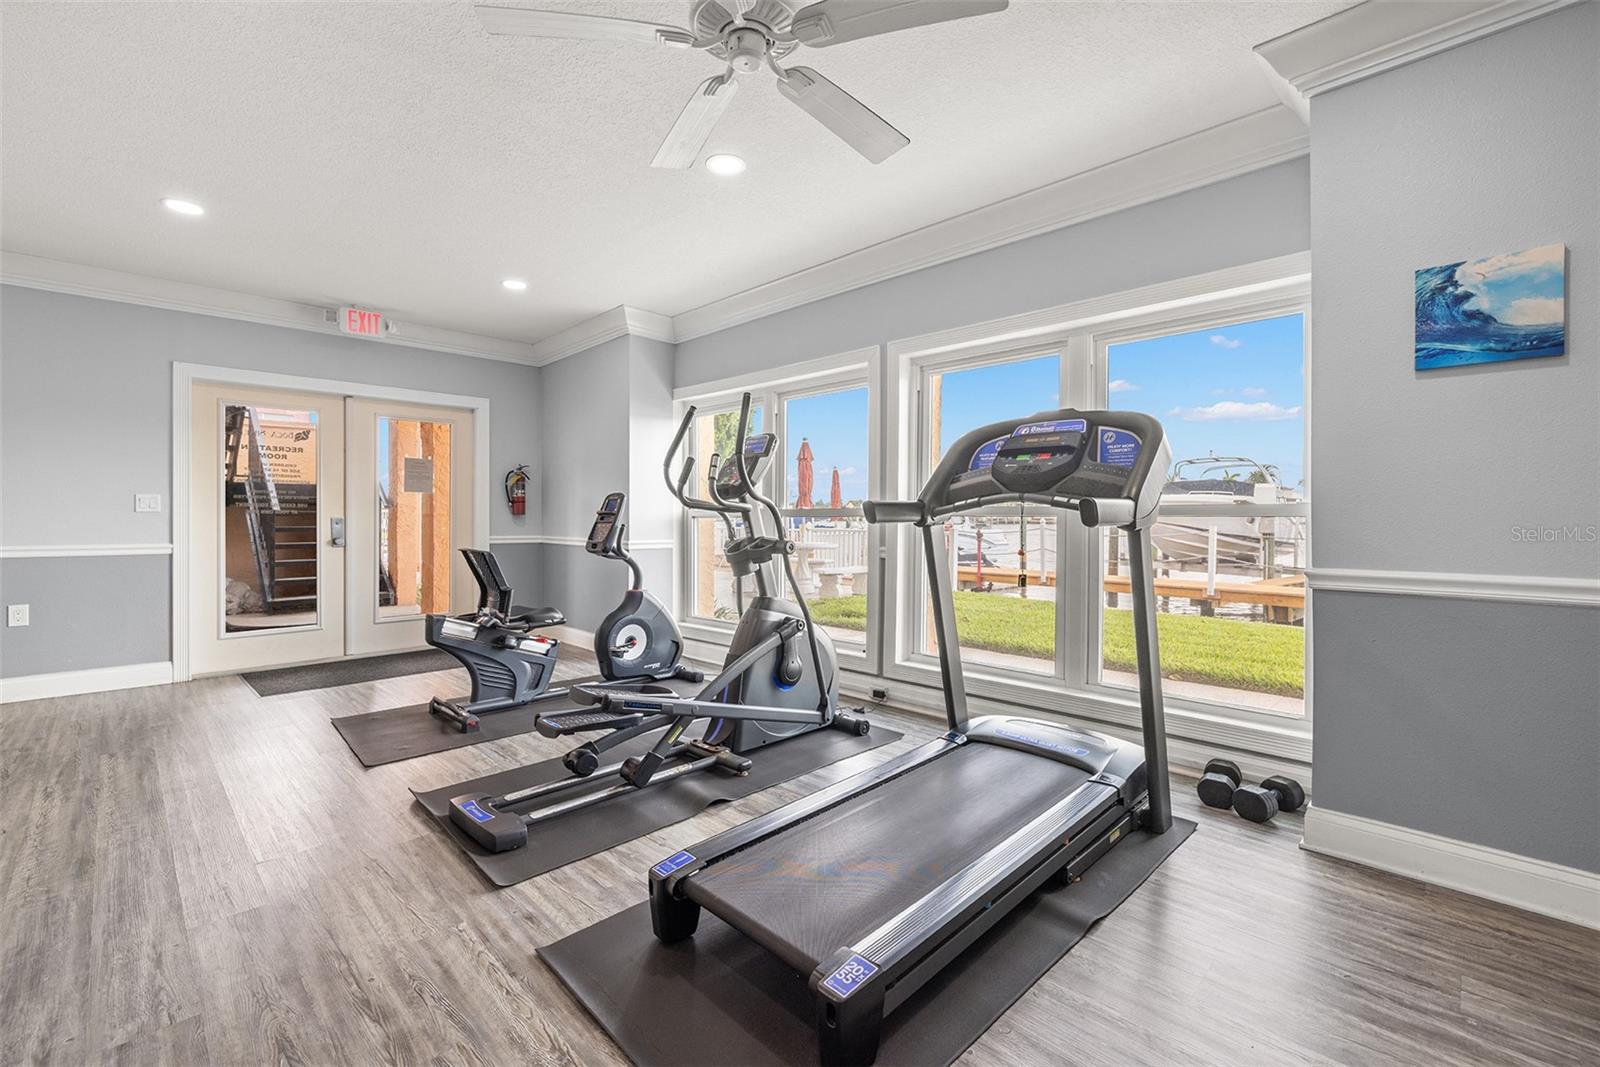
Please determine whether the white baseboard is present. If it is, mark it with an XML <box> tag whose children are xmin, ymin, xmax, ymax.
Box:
<box><xmin>0</xmin><ymin>660</ymin><xmax>175</xmax><ymax>704</ymax></box>
<box><xmin>1302</xmin><ymin>807</ymin><xmax>1600</xmax><ymax>930</ymax></box>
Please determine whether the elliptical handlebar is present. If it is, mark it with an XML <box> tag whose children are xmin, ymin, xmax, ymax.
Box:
<box><xmin>665</xmin><ymin>404</ymin><xmax>747</xmax><ymax>515</ymax></box>
<box><xmin>727</xmin><ymin>391</ymin><xmax>831</xmax><ymax>716</ymax></box>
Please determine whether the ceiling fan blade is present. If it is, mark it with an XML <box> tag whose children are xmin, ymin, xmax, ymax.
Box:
<box><xmin>776</xmin><ymin>66</ymin><xmax>908</xmax><ymax>164</ymax></box>
<box><xmin>789</xmin><ymin>0</ymin><xmax>1008</xmax><ymax>48</ymax></box>
<box><xmin>475</xmin><ymin>4</ymin><xmax>696</xmax><ymax>47</ymax></box>
<box><xmin>651</xmin><ymin>74</ymin><xmax>740</xmax><ymax>169</ymax></box>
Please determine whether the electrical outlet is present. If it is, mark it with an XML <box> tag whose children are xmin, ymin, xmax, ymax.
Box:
<box><xmin>7</xmin><ymin>604</ymin><xmax>29</xmax><ymax>627</ymax></box>
<box><xmin>135</xmin><ymin>493</ymin><xmax>162</xmax><ymax>513</ymax></box>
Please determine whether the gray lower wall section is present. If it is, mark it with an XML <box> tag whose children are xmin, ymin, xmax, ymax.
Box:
<box><xmin>1312</xmin><ymin>591</ymin><xmax>1600</xmax><ymax>872</ymax></box>
<box><xmin>0</xmin><ymin>555</ymin><xmax>171</xmax><ymax>675</ymax></box>
<box><xmin>535</xmin><ymin>544</ymin><xmax>671</xmax><ymax>634</ymax></box>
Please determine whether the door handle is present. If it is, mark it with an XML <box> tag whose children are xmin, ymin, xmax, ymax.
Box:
<box><xmin>330</xmin><ymin>517</ymin><xmax>346</xmax><ymax>547</ymax></box>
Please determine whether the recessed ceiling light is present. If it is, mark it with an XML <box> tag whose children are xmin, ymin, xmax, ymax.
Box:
<box><xmin>501</xmin><ymin>278</ymin><xmax>528</xmax><ymax>291</ymax></box>
<box><xmin>161</xmin><ymin>197</ymin><xmax>205</xmax><ymax>216</ymax></box>
<box><xmin>705</xmin><ymin>154</ymin><xmax>746</xmax><ymax>176</ymax></box>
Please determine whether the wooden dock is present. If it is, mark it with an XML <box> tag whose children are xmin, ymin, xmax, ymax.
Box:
<box><xmin>1102</xmin><ymin>572</ymin><xmax>1305</xmax><ymax>621</ymax></box>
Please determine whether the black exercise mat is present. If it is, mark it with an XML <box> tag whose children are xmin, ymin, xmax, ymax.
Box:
<box><xmin>412</xmin><ymin>723</ymin><xmax>904</xmax><ymax>885</ymax></box>
<box><xmin>243</xmin><ymin>649</ymin><xmax>459</xmax><ymax>697</ymax></box>
<box><xmin>540</xmin><ymin>818</ymin><xmax>1195</xmax><ymax>1067</ymax></box>
<box><xmin>332</xmin><ymin>673</ymin><xmax>707</xmax><ymax>767</ymax></box>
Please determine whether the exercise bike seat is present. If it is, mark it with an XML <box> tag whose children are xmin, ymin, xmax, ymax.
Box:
<box><xmin>507</xmin><ymin>605</ymin><xmax>565</xmax><ymax>629</ymax></box>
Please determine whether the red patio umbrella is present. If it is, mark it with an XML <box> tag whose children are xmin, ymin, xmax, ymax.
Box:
<box><xmin>829</xmin><ymin>467</ymin><xmax>842</xmax><ymax>509</ymax></box>
<box><xmin>795</xmin><ymin>438</ymin><xmax>814</xmax><ymax>508</ymax></box>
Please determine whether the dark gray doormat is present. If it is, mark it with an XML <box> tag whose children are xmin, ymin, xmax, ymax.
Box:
<box><xmin>242</xmin><ymin>649</ymin><xmax>459</xmax><ymax>697</ymax></box>
<box><xmin>540</xmin><ymin>818</ymin><xmax>1193</xmax><ymax>1067</ymax></box>
<box><xmin>413</xmin><ymin>722</ymin><xmax>904</xmax><ymax>885</ymax></box>
<box><xmin>333</xmin><ymin>673</ymin><xmax>705</xmax><ymax>767</ymax></box>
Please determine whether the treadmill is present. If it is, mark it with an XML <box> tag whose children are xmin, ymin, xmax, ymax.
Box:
<box><xmin>647</xmin><ymin>408</ymin><xmax>1174</xmax><ymax>1066</ymax></box>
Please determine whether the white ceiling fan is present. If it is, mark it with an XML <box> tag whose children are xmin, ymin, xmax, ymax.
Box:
<box><xmin>475</xmin><ymin>1</ymin><xmax>1009</xmax><ymax>167</ymax></box>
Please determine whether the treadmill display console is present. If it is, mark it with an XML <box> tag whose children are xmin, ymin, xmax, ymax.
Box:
<box><xmin>980</xmin><ymin>415</ymin><xmax>1147</xmax><ymax>501</ymax></box>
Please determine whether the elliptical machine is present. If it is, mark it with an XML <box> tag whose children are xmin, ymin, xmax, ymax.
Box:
<box><xmin>448</xmin><ymin>394</ymin><xmax>869</xmax><ymax>852</ymax></box>
<box><xmin>426</xmin><ymin>492</ymin><xmax>701</xmax><ymax>732</ymax></box>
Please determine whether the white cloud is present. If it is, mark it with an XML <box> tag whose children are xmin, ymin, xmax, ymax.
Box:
<box><xmin>1209</xmin><ymin>334</ymin><xmax>1243</xmax><ymax>349</ymax></box>
<box><xmin>1456</xmin><ymin>243</ymin><xmax>1564</xmax><ymax>285</ymax></box>
<box><xmin>1210</xmin><ymin>388</ymin><xmax>1230</xmax><ymax>396</ymax></box>
<box><xmin>1240</xmin><ymin>386</ymin><xmax>1268</xmax><ymax>398</ymax></box>
<box><xmin>1108</xmin><ymin>379</ymin><xmax>1139</xmax><ymax>393</ymax></box>
<box><xmin>1171</xmin><ymin>401</ymin><xmax>1303</xmax><ymax>422</ymax></box>
<box><xmin>836</xmin><ymin>466</ymin><xmax>859</xmax><ymax>476</ymax></box>
<box><xmin>1500</xmin><ymin>297</ymin><xmax>1564</xmax><ymax>326</ymax></box>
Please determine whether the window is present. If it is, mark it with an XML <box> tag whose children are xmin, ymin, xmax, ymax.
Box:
<box><xmin>918</xmin><ymin>353</ymin><xmax>1062</xmax><ymax>675</ymax></box>
<box><xmin>780</xmin><ymin>385</ymin><xmax>870</xmax><ymax>648</ymax></box>
<box><xmin>687</xmin><ymin>405</ymin><xmax>762</xmax><ymax>622</ymax></box>
<box><xmin>680</xmin><ymin>376</ymin><xmax>875</xmax><ymax>657</ymax></box>
<box><xmin>1099</xmin><ymin>313</ymin><xmax>1307</xmax><ymax>716</ymax></box>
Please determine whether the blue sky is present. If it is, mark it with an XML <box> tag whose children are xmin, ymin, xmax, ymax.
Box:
<box><xmin>776</xmin><ymin>313</ymin><xmax>1306</xmax><ymax>506</ymax></box>
<box><xmin>1107</xmin><ymin>313</ymin><xmax>1305</xmax><ymax>487</ymax></box>
<box><xmin>784</xmin><ymin>387</ymin><xmax>869</xmax><ymax>505</ymax></box>
<box><xmin>1453</xmin><ymin>243</ymin><xmax>1565</xmax><ymax>325</ymax></box>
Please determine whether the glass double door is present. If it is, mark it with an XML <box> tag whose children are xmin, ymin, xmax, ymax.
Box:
<box><xmin>189</xmin><ymin>384</ymin><xmax>475</xmax><ymax>675</ymax></box>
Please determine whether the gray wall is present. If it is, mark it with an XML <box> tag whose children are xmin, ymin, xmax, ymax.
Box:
<box><xmin>674</xmin><ymin>157</ymin><xmax>1311</xmax><ymax>387</ymax></box>
<box><xmin>0</xmin><ymin>285</ymin><xmax>543</xmax><ymax>676</ymax></box>
<box><xmin>534</xmin><ymin>333</ymin><xmax>677</xmax><ymax>630</ymax></box>
<box><xmin>1309</xmin><ymin>4</ymin><xmax>1600</xmax><ymax>869</ymax></box>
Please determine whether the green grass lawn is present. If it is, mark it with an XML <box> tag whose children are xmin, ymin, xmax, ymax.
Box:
<box><xmin>810</xmin><ymin>592</ymin><xmax>1303</xmax><ymax>697</ymax></box>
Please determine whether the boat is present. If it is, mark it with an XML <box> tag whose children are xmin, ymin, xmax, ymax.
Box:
<box><xmin>1154</xmin><ymin>455</ymin><xmax>1303</xmax><ymax>571</ymax></box>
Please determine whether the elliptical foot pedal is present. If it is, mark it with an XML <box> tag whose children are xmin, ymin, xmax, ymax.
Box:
<box><xmin>430</xmin><ymin>697</ymin><xmax>480</xmax><ymax>733</ymax></box>
<box><xmin>536</xmin><ymin>708</ymin><xmax>647</xmax><ymax>738</ymax></box>
<box><xmin>448</xmin><ymin>793</ymin><xmax>527</xmax><ymax>852</ymax></box>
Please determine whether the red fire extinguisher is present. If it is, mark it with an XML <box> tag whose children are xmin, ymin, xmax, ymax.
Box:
<box><xmin>504</xmin><ymin>465</ymin><xmax>529</xmax><ymax>516</ymax></box>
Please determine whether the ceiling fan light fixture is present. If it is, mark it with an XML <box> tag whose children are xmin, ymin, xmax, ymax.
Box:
<box><xmin>705</xmin><ymin>153</ymin><xmax>747</xmax><ymax>176</ymax></box>
<box><xmin>161</xmin><ymin>197</ymin><xmax>205</xmax><ymax>216</ymax></box>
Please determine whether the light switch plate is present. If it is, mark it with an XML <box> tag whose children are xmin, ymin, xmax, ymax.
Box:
<box><xmin>7</xmin><ymin>604</ymin><xmax>29</xmax><ymax>627</ymax></box>
<box><xmin>135</xmin><ymin>493</ymin><xmax>162</xmax><ymax>513</ymax></box>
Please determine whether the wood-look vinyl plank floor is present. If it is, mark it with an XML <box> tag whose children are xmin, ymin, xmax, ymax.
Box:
<box><xmin>1</xmin><ymin>649</ymin><xmax>1596</xmax><ymax>1066</ymax></box>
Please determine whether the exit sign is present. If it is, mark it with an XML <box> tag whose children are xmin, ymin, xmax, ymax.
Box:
<box><xmin>337</xmin><ymin>306</ymin><xmax>386</xmax><ymax>337</ymax></box>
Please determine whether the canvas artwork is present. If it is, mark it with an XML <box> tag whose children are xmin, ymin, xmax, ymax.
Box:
<box><xmin>1414</xmin><ymin>243</ymin><xmax>1566</xmax><ymax>370</ymax></box>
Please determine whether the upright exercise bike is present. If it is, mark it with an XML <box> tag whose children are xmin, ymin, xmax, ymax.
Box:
<box><xmin>448</xmin><ymin>394</ymin><xmax>869</xmax><ymax>852</ymax></box>
<box><xmin>426</xmin><ymin>492</ymin><xmax>700</xmax><ymax>732</ymax></box>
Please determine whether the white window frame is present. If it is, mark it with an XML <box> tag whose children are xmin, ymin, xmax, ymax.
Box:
<box><xmin>883</xmin><ymin>253</ymin><xmax>1313</xmax><ymax>762</ymax></box>
<box><xmin>674</xmin><ymin>348</ymin><xmax>882</xmax><ymax>676</ymax></box>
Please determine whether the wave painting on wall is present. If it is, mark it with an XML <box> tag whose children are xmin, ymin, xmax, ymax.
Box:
<box><xmin>1415</xmin><ymin>243</ymin><xmax>1566</xmax><ymax>370</ymax></box>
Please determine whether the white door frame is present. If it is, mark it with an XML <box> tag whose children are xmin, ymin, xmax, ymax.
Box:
<box><xmin>172</xmin><ymin>362</ymin><xmax>492</xmax><ymax>682</ymax></box>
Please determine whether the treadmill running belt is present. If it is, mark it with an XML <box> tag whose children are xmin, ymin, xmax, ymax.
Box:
<box><xmin>540</xmin><ymin>819</ymin><xmax>1196</xmax><ymax>1067</ymax></box>
<box><xmin>686</xmin><ymin>743</ymin><xmax>1095</xmax><ymax>971</ymax></box>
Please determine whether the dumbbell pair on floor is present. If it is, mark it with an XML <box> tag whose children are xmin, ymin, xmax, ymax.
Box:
<box><xmin>1197</xmin><ymin>759</ymin><xmax>1305</xmax><ymax>823</ymax></box>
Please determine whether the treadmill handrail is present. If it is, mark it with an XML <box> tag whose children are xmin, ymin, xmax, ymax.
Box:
<box><xmin>866</xmin><ymin>492</ymin><xmax>1137</xmax><ymax>529</ymax></box>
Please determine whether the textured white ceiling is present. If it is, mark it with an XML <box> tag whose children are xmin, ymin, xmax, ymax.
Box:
<box><xmin>1</xmin><ymin>1</ymin><xmax>1350</xmax><ymax>343</ymax></box>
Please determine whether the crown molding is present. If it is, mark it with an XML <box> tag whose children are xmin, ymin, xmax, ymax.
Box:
<box><xmin>0</xmin><ymin>251</ymin><xmax>544</xmax><ymax>366</ymax></box>
<box><xmin>527</xmin><ymin>303</ymin><xmax>677</xmax><ymax>364</ymax></box>
<box><xmin>1254</xmin><ymin>0</ymin><xmax>1585</xmax><ymax>122</ymax></box>
<box><xmin>668</xmin><ymin>105</ymin><xmax>1310</xmax><ymax>343</ymax></box>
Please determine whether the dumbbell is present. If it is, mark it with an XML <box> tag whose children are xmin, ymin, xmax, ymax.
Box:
<box><xmin>1232</xmin><ymin>775</ymin><xmax>1306</xmax><ymax>823</ymax></box>
<box><xmin>1196</xmin><ymin>758</ymin><xmax>1242</xmax><ymax>809</ymax></box>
